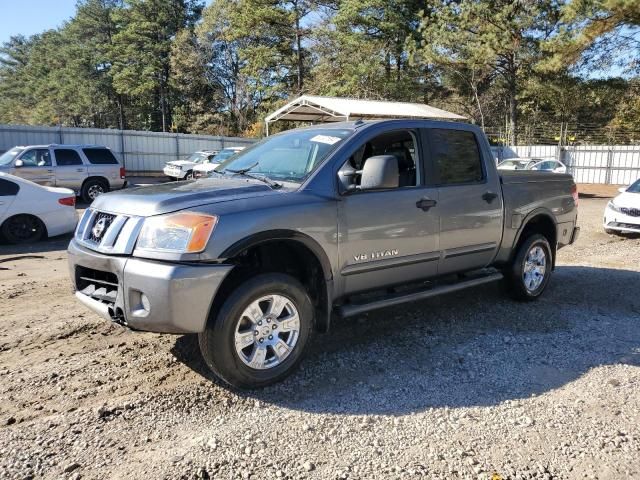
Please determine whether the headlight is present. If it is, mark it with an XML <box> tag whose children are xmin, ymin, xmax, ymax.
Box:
<box><xmin>136</xmin><ymin>212</ymin><xmax>217</xmax><ymax>253</ymax></box>
<box><xmin>608</xmin><ymin>200</ymin><xmax>621</xmax><ymax>213</ymax></box>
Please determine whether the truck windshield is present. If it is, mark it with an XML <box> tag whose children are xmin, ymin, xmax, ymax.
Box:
<box><xmin>0</xmin><ymin>147</ymin><xmax>24</xmax><ymax>166</ymax></box>
<box><xmin>215</xmin><ymin>128</ymin><xmax>352</xmax><ymax>183</ymax></box>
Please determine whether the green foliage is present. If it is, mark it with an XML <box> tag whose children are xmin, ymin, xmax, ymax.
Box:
<box><xmin>0</xmin><ymin>0</ymin><xmax>637</xmax><ymax>142</ymax></box>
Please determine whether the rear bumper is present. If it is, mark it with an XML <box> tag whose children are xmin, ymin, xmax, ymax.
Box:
<box><xmin>570</xmin><ymin>226</ymin><xmax>580</xmax><ymax>244</ymax></box>
<box><xmin>68</xmin><ymin>240</ymin><xmax>233</xmax><ymax>333</ymax></box>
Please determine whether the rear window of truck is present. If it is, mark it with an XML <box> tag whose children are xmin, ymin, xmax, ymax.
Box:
<box><xmin>427</xmin><ymin>129</ymin><xmax>484</xmax><ymax>185</ymax></box>
<box><xmin>83</xmin><ymin>148</ymin><xmax>119</xmax><ymax>165</ymax></box>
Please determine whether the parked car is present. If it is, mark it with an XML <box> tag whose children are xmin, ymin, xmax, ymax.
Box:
<box><xmin>498</xmin><ymin>157</ymin><xmax>567</xmax><ymax>174</ymax></box>
<box><xmin>163</xmin><ymin>150</ymin><xmax>219</xmax><ymax>180</ymax></box>
<box><xmin>0</xmin><ymin>144</ymin><xmax>126</xmax><ymax>203</ymax></box>
<box><xmin>0</xmin><ymin>172</ymin><xmax>77</xmax><ymax>244</ymax></box>
<box><xmin>603</xmin><ymin>179</ymin><xmax>640</xmax><ymax>234</ymax></box>
<box><xmin>192</xmin><ymin>147</ymin><xmax>246</xmax><ymax>179</ymax></box>
<box><xmin>68</xmin><ymin>120</ymin><xmax>579</xmax><ymax>389</ymax></box>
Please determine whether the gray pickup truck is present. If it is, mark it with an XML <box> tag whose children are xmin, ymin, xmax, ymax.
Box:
<box><xmin>68</xmin><ymin>120</ymin><xmax>579</xmax><ymax>388</ymax></box>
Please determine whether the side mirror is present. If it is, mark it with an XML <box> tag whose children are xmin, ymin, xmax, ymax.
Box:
<box><xmin>618</xmin><ymin>187</ymin><xmax>627</xmax><ymax>193</ymax></box>
<box><xmin>359</xmin><ymin>155</ymin><xmax>399</xmax><ymax>190</ymax></box>
<box><xmin>14</xmin><ymin>159</ymin><xmax>23</xmax><ymax>168</ymax></box>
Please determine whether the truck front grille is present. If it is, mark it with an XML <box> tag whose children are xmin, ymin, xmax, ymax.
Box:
<box><xmin>75</xmin><ymin>209</ymin><xmax>144</xmax><ymax>255</ymax></box>
<box><xmin>76</xmin><ymin>266</ymin><xmax>119</xmax><ymax>306</ymax></box>
<box><xmin>87</xmin><ymin>212</ymin><xmax>116</xmax><ymax>243</ymax></box>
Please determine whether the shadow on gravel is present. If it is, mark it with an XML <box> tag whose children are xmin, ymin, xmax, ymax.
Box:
<box><xmin>0</xmin><ymin>234</ymin><xmax>72</xmax><ymax>256</ymax></box>
<box><xmin>172</xmin><ymin>265</ymin><xmax>640</xmax><ymax>415</ymax></box>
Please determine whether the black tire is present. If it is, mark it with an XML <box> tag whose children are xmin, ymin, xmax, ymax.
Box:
<box><xmin>198</xmin><ymin>273</ymin><xmax>314</xmax><ymax>389</ymax></box>
<box><xmin>81</xmin><ymin>178</ymin><xmax>109</xmax><ymax>203</ymax></box>
<box><xmin>1</xmin><ymin>214</ymin><xmax>45</xmax><ymax>244</ymax></box>
<box><xmin>505</xmin><ymin>234</ymin><xmax>553</xmax><ymax>301</ymax></box>
<box><xmin>184</xmin><ymin>170</ymin><xmax>194</xmax><ymax>180</ymax></box>
<box><xmin>605</xmin><ymin>228</ymin><xmax>618</xmax><ymax>235</ymax></box>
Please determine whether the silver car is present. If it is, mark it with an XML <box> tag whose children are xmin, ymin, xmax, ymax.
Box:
<box><xmin>0</xmin><ymin>144</ymin><xmax>126</xmax><ymax>202</ymax></box>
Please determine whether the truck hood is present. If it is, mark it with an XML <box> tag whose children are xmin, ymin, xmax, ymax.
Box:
<box><xmin>91</xmin><ymin>177</ymin><xmax>287</xmax><ymax>216</ymax></box>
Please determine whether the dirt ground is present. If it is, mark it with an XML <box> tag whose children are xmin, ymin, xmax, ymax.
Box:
<box><xmin>1</xmin><ymin>193</ymin><xmax>639</xmax><ymax>480</ymax></box>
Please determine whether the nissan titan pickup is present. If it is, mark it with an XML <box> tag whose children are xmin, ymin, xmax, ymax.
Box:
<box><xmin>68</xmin><ymin>120</ymin><xmax>579</xmax><ymax>389</ymax></box>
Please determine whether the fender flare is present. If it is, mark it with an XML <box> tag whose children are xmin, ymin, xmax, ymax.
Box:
<box><xmin>220</xmin><ymin>230</ymin><xmax>335</xmax><ymax>332</ymax></box>
<box><xmin>511</xmin><ymin>208</ymin><xmax>558</xmax><ymax>267</ymax></box>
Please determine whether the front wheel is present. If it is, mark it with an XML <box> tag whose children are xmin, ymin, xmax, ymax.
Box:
<box><xmin>505</xmin><ymin>234</ymin><xmax>553</xmax><ymax>301</ymax></box>
<box><xmin>199</xmin><ymin>273</ymin><xmax>314</xmax><ymax>389</ymax></box>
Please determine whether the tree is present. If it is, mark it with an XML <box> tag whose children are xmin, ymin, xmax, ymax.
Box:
<box><xmin>110</xmin><ymin>0</ymin><xmax>203</xmax><ymax>131</ymax></box>
<box><xmin>414</xmin><ymin>0</ymin><xmax>562</xmax><ymax>143</ymax></box>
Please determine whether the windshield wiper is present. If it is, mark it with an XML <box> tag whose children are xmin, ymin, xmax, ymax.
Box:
<box><xmin>226</xmin><ymin>162</ymin><xmax>282</xmax><ymax>189</ymax></box>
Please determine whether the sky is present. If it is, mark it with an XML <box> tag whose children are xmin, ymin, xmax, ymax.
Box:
<box><xmin>0</xmin><ymin>0</ymin><xmax>78</xmax><ymax>45</ymax></box>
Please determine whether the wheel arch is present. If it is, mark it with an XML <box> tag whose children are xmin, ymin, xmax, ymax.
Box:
<box><xmin>511</xmin><ymin>210</ymin><xmax>558</xmax><ymax>268</ymax></box>
<box><xmin>216</xmin><ymin>230</ymin><xmax>334</xmax><ymax>332</ymax></box>
<box><xmin>82</xmin><ymin>176</ymin><xmax>110</xmax><ymax>190</ymax></box>
<box><xmin>0</xmin><ymin>212</ymin><xmax>48</xmax><ymax>241</ymax></box>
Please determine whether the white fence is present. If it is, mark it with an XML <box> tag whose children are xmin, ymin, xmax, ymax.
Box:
<box><xmin>0</xmin><ymin>124</ymin><xmax>256</xmax><ymax>175</ymax></box>
<box><xmin>492</xmin><ymin>145</ymin><xmax>640</xmax><ymax>185</ymax></box>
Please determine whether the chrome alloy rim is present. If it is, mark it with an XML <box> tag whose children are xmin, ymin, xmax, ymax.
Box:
<box><xmin>234</xmin><ymin>295</ymin><xmax>300</xmax><ymax>370</ymax></box>
<box><xmin>523</xmin><ymin>245</ymin><xmax>547</xmax><ymax>292</ymax></box>
<box><xmin>87</xmin><ymin>184</ymin><xmax>105</xmax><ymax>199</ymax></box>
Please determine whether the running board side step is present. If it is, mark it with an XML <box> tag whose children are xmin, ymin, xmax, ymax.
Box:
<box><xmin>337</xmin><ymin>272</ymin><xmax>504</xmax><ymax>318</ymax></box>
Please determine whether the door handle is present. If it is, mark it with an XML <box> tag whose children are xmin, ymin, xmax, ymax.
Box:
<box><xmin>46</xmin><ymin>170</ymin><xmax>53</xmax><ymax>173</ymax></box>
<box><xmin>416</xmin><ymin>197</ymin><xmax>437</xmax><ymax>211</ymax></box>
<box><xmin>482</xmin><ymin>191</ymin><xmax>498</xmax><ymax>203</ymax></box>
<box><xmin>76</xmin><ymin>168</ymin><xmax>84</xmax><ymax>172</ymax></box>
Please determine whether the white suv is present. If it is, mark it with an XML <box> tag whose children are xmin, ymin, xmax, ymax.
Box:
<box><xmin>0</xmin><ymin>144</ymin><xmax>126</xmax><ymax>203</ymax></box>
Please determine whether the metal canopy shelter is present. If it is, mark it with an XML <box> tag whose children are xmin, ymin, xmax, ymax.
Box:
<box><xmin>264</xmin><ymin>95</ymin><xmax>466</xmax><ymax>135</ymax></box>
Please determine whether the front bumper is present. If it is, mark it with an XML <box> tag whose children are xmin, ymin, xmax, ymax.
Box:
<box><xmin>68</xmin><ymin>240</ymin><xmax>233</xmax><ymax>333</ymax></box>
<box><xmin>163</xmin><ymin>166</ymin><xmax>183</xmax><ymax>178</ymax></box>
<box><xmin>603</xmin><ymin>206</ymin><xmax>640</xmax><ymax>233</ymax></box>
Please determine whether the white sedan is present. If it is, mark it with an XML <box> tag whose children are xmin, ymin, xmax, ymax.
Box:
<box><xmin>192</xmin><ymin>146</ymin><xmax>245</xmax><ymax>179</ymax></box>
<box><xmin>498</xmin><ymin>158</ymin><xmax>567</xmax><ymax>174</ymax></box>
<box><xmin>0</xmin><ymin>172</ymin><xmax>78</xmax><ymax>244</ymax></box>
<box><xmin>604</xmin><ymin>179</ymin><xmax>640</xmax><ymax>234</ymax></box>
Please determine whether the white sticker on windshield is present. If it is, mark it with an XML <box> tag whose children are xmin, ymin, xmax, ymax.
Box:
<box><xmin>310</xmin><ymin>134</ymin><xmax>342</xmax><ymax>145</ymax></box>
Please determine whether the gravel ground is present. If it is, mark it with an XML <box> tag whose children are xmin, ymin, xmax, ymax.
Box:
<box><xmin>1</xmin><ymin>197</ymin><xmax>639</xmax><ymax>480</ymax></box>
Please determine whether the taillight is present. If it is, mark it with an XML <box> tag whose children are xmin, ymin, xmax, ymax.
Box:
<box><xmin>120</xmin><ymin>167</ymin><xmax>126</xmax><ymax>179</ymax></box>
<box><xmin>58</xmin><ymin>196</ymin><xmax>76</xmax><ymax>207</ymax></box>
<box><xmin>571</xmin><ymin>184</ymin><xmax>579</xmax><ymax>206</ymax></box>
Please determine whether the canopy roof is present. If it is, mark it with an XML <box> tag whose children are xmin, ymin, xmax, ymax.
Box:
<box><xmin>265</xmin><ymin>95</ymin><xmax>466</xmax><ymax>128</ymax></box>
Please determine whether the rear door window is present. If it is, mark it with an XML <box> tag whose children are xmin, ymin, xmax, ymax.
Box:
<box><xmin>83</xmin><ymin>148</ymin><xmax>119</xmax><ymax>165</ymax></box>
<box><xmin>54</xmin><ymin>149</ymin><xmax>83</xmax><ymax>166</ymax></box>
<box><xmin>0</xmin><ymin>178</ymin><xmax>20</xmax><ymax>196</ymax></box>
<box><xmin>426</xmin><ymin>129</ymin><xmax>484</xmax><ymax>185</ymax></box>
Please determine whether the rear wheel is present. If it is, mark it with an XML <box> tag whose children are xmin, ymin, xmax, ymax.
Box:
<box><xmin>81</xmin><ymin>179</ymin><xmax>109</xmax><ymax>203</ymax></box>
<box><xmin>505</xmin><ymin>234</ymin><xmax>553</xmax><ymax>301</ymax></box>
<box><xmin>1</xmin><ymin>214</ymin><xmax>45</xmax><ymax>244</ymax></box>
<box><xmin>198</xmin><ymin>273</ymin><xmax>313</xmax><ymax>389</ymax></box>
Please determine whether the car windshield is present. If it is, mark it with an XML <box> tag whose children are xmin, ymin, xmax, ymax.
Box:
<box><xmin>626</xmin><ymin>179</ymin><xmax>640</xmax><ymax>193</ymax></box>
<box><xmin>186</xmin><ymin>152</ymin><xmax>208</xmax><ymax>163</ymax></box>
<box><xmin>0</xmin><ymin>147</ymin><xmax>24</xmax><ymax>166</ymax></box>
<box><xmin>215</xmin><ymin>128</ymin><xmax>353</xmax><ymax>183</ymax></box>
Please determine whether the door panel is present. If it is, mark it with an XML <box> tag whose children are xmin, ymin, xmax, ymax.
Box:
<box><xmin>13</xmin><ymin>148</ymin><xmax>54</xmax><ymax>186</ymax></box>
<box><xmin>437</xmin><ymin>185</ymin><xmax>503</xmax><ymax>273</ymax></box>
<box><xmin>423</xmin><ymin>128</ymin><xmax>503</xmax><ymax>274</ymax></box>
<box><xmin>338</xmin><ymin>187</ymin><xmax>439</xmax><ymax>294</ymax></box>
<box><xmin>53</xmin><ymin>148</ymin><xmax>87</xmax><ymax>189</ymax></box>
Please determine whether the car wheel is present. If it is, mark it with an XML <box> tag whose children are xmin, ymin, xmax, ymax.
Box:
<box><xmin>1</xmin><ymin>214</ymin><xmax>45</xmax><ymax>244</ymax></box>
<box><xmin>185</xmin><ymin>170</ymin><xmax>194</xmax><ymax>180</ymax></box>
<box><xmin>81</xmin><ymin>179</ymin><xmax>109</xmax><ymax>203</ymax></box>
<box><xmin>198</xmin><ymin>273</ymin><xmax>313</xmax><ymax>389</ymax></box>
<box><xmin>505</xmin><ymin>233</ymin><xmax>552</xmax><ymax>301</ymax></box>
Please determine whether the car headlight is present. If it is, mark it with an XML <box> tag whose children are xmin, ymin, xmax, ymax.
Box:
<box><xmin>136</xmin><ymin>212</ymin><xmax>217</xmax><ymax>253</ymax></box>
<box><xmin>608</xmin><ymin>200</ymin><xmax>621</xmax><ymax>213</ymax></box>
